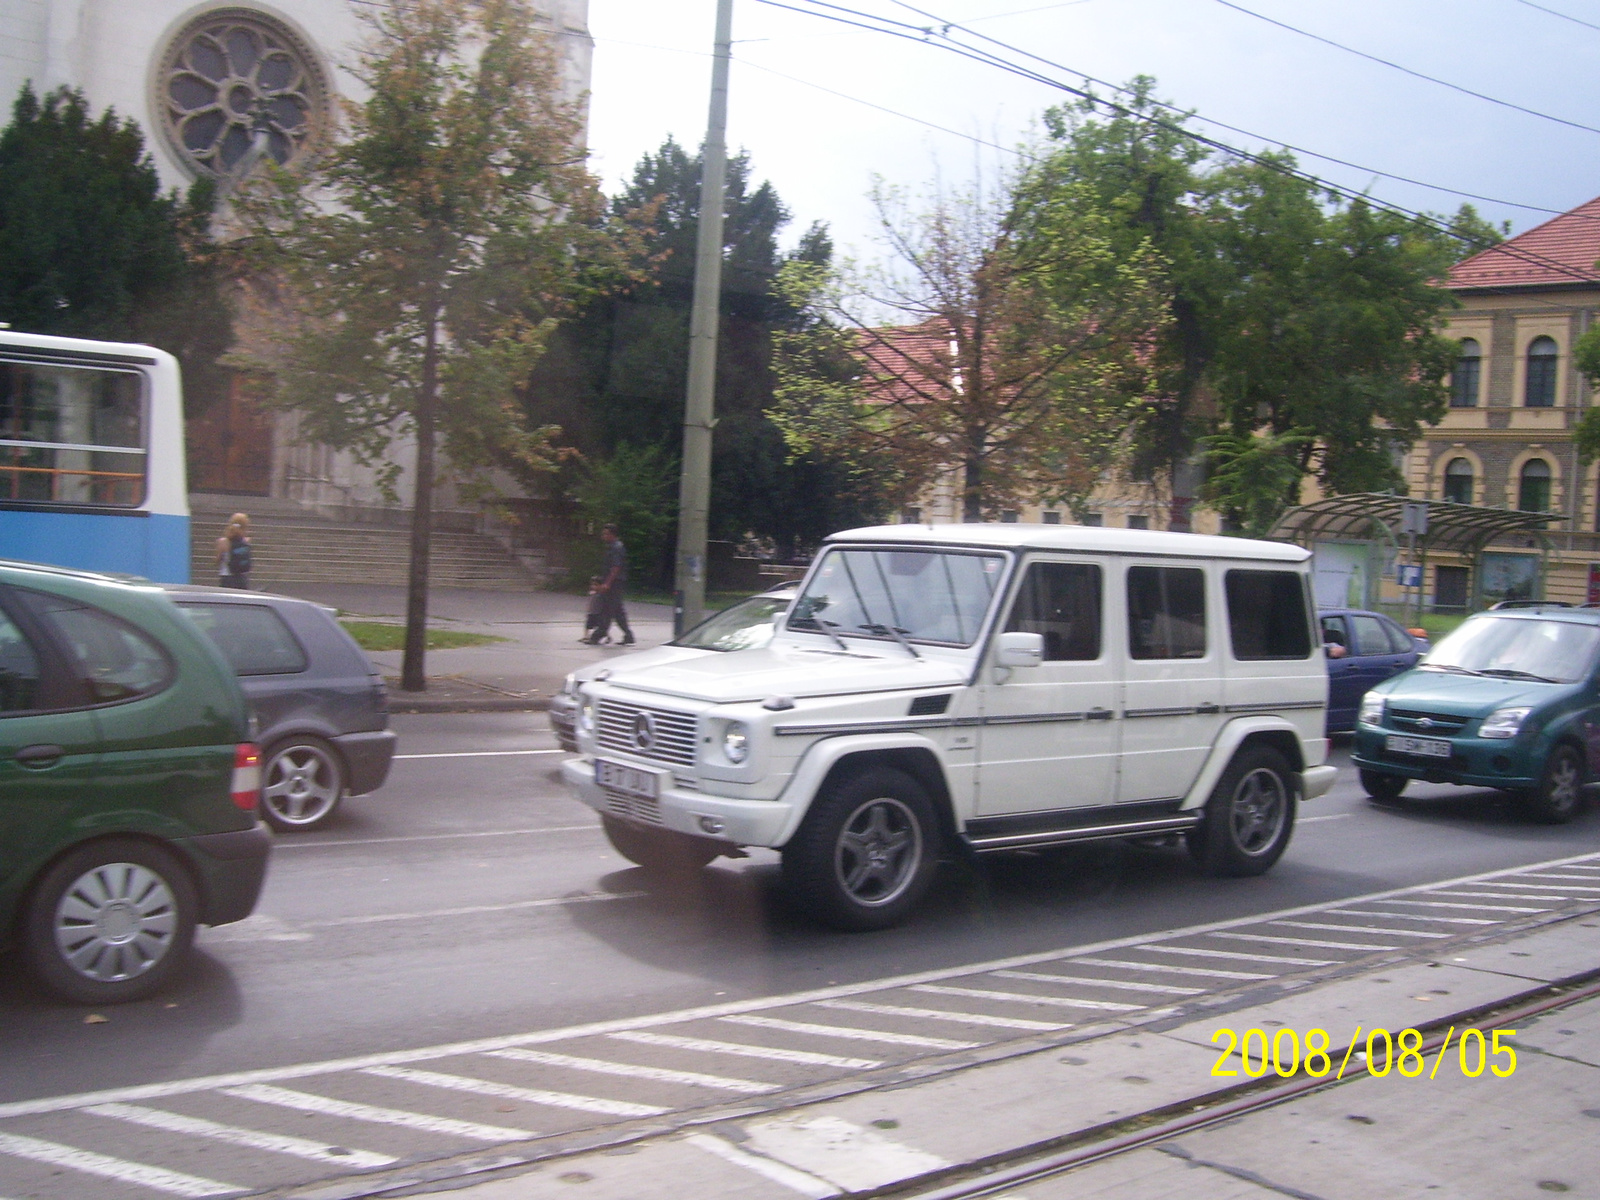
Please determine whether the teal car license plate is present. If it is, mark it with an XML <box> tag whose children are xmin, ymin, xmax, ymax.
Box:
<box><xmin>1387</xmin><ymin>734</ymin><xmax>1451</xmax><ymax>759</ymax></box>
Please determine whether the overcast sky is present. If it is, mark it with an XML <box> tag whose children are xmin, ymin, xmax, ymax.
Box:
<box><xmin>584</xmin><ymin>0</ymin><xmax>1600</xmax><ymax>263</ymax></box>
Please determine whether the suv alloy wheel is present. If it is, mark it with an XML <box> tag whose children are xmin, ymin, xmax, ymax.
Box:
<box><xmin>1189</xmin><ymin>745</ymin><xmax>1297</xmax><ymax>876</ymax></box>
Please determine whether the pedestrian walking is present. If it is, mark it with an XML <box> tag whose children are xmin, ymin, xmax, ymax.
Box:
<box><xmin>584</xmin><ymin>523</ymin><xmax>634</xmax><ymax>645</ymax></box>
<box><xmin>215</xmin><ymin>512</ymin><xmax>252</xmax><ymax>589</ymax></box>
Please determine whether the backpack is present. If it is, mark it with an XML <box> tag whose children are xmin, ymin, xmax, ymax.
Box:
<box><xmin>227</xmin><ymin>538</ymin><xmax>252</xmax><ymax>576</ymax></box>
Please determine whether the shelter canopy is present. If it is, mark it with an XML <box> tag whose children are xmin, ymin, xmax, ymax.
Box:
<box><xmin>1270</xmin><ymin>493</ymin><xmax>1552</xmax><ymax>556</ymax></box>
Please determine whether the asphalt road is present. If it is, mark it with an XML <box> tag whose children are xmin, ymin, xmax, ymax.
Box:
<box><xmin>4</xmin><ymin>713</ymin><xmax>1599</xmax><ymax>1108</ymax></box>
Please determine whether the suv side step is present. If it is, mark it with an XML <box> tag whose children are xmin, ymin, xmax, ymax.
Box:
<box><xmin>963</xmin><ymin>804</ymin><xmax>1202</xmax><ymax>853</ymax></box>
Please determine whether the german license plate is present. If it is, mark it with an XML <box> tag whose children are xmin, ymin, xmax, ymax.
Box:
<box><xmin>1386</xmin><ymin>734</ymin><xmax>1451</xmax><ymax>759</ymax></box>
<box><xmin>595</xmin><ymin>758</ymin><xmax>662</xmax><ymax>799</ymax></box>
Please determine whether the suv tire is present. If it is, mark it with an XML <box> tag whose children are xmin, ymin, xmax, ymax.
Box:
<box><xmin>1188</xmin><ymin>745</ymin><xmax>1297</xmax><ymax>877</ymax></box>
<box><xmin>783</xmin><ymin>766</ymin><xmax>940</xmax><ymax>931</ymax></box>
<box><xmin>601</xmin><ymin>814</ymin><xmax>719</xmax><ymax>873</ymax></box>
<box><xmin>1360</xmin><ymin>769</ymin><xmax>1408</xmax><ymax>805</ymax></box>
<box><xmin>261</xmin><ymin>736</ymin><xmax>346</xmax><ymax>831</ymax></box>
<box><xmin>1521</xmin><ymin>743</ymin><xmax>1586</xmax><ymax>825</ymax></box>
<box><xmin>23</xmin><ymin>839</ymin><xmax>198</xmax><ymax>1005</ymax></box>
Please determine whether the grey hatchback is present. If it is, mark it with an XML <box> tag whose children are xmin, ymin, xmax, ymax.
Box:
<box><xmin>164</xmin><ymin>587</ymin><xmax>396</xmax><ymax>831</ymax></box>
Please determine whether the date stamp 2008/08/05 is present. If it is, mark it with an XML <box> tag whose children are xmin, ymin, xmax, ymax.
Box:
<box><xmin>1211</xmin><ymin>1026</ymin><xmax>1518</xmax><ymax>1081</ymax></box>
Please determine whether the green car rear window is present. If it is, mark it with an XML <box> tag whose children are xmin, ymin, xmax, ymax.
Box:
<box><xmin>0</xmin><ymin>607</ymin><xmax>40</xmax><ymax>711</ymax></box>
<box><xmin>16</xmin><ymin>588</ymin><xmax>174</xmax><ymax>704</ymax></box>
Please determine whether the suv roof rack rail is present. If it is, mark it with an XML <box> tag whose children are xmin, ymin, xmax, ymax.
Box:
<box><xmin>1488</xmin><ymin>600</ymin><xmax>1572</xmax><ymax>610</ymax></box>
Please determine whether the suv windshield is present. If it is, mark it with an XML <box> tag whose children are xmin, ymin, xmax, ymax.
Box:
<box><xmin>1424</xmin><ymin>615</ymin><xmax>1600</xmax><ymax>684</ymax></box>
<box><xmin>789</xmin><ymin>548</ymin><xmax>1006</xmax><ymax>647</ymax></box>
<box><xmin>675</xmin><ymin>595</ymin><xmax>790</xmax><ymax>652</ymax></box>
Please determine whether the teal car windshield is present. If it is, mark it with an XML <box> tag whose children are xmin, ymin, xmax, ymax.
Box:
<box><xmin>790</xmin><ymin>548</ymin><xmax>1006</xmax><ymax>647</ymax></box>
<box><xmin>1423</xmin><ymin>616</ymin><xmax>1600</xmax><ymax>684</ymax></box>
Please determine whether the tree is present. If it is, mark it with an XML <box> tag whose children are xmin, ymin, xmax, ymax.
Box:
<box><xmin>242</xmin><ymin>0</ymin><xmax>626</xmax><ymax>690</ymax></box>
<box><xmin>773</xmin><ymin>172</ymin><xmax>1169</xmax><ymax>522</ymax></box>
<box><xmin>0</xmin><ymin>85</ymin><xmax>233</xmax><ymax>412</ymax></box>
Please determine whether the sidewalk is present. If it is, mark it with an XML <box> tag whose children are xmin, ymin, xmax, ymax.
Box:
<box><xmin>346</xmin><ymin>908</ymin><xmax>1600</xmax><ymax>1200</ymax></box>
<box><xmin>268</xmin><ymin>582</ymin><xmax>675</xmax><ymax>712</ymax></box>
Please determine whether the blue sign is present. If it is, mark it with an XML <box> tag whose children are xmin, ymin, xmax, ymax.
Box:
<box><xmin>1397</xmin><ymin>564</ymin><xmax>1422</xmax><ymax>588</ymax></box>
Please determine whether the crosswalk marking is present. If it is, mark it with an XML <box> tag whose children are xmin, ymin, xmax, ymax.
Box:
<box><xmin>221</xmin><ymin>1084</ymin><xmax>533</xmax><ymax>1141</ymax></box>
<box><xmin>1507</xmin><ymin>872</ymin><xmax>1600</xmax><ymax>882</ymax></box>
<box><xmin>1424</xmin><ymin>891</ymin><xmax>1560</xmax><ymax>905</ymax></box>
<box><xmin>992</xmin><ymin>970</ymin><xmax>1204</xmax><ymax>995</ymax></box>
<box><xmin>1475</xmin><ymin>881</ymin><xmax>1600</xmax><ymax>894</ymax></box>
<box><xmin>484</xmin><ymin>1048</ymin><xmax>776</xmax><ymax>1094</ymax></box>
<box><xmin>719</xmin><ymin>1014</ymin><xmax>981</xmax><ymax>1050</ymax></box>
<box><xmin>685</xmin><ymin>1132</ymin><xmax>841</xmax><ymax>1198</ymax></box>
<box><xmin>1205</xmin><ymin>931</ymin><xmax>1400</xmax><ymax>952</ymax></box>
<box><xmin>1068</xmin><ymin>956</ymin><xmax>1272</xmax><ymax>981</ymax></box>
<box><xmin>1135</xmin><ymin>945</ymin><xmax>1336</xmax><ymax>966</ymax></box>
<box><xmin>609</xmin><ymin>1031</ymin><xmax>882</xmax><ymax>1070</ymax></box>
<box><xmin>83</xmin><ymin>1103</ymin><xmax>395</xmax><ymax>1168</ymax></box>
<box><xmin>815</xmin><ymin>999</ymin><xmax>1068</xmax><ymax>1031</ymax></box>
<box><xmin>910</xmin><ymin>985</ymin><xmax>1143</xmax><ymax>1012</ymax></box>
<box><xmin>1377</xmin><ymin>898</ymin><xmax>1548</xmax><ymax>913</ymax></box>
<box><xmin>1336</xmin><ymin>908</ymin><xmax>1496</xmax><ymax>925</ymax></box>
<box><xmin>1268</xmin><ymin>920</ymin><xmax>1450</xmax><ymax>939</ymax></box>
<box><xmin>360</xmin><ymin>1066</ymin><xmax>666</xmax><ymax>1117</ymax></box>
<box><xmin>0</xmin><ymin>1130</ymin><xmax>240</xmax><ymax>1197</ymax></box>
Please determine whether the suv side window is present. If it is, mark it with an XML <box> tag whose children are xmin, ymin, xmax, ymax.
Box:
<box><xmin>1005</xmin><ymin>562</ymin><xmax>1102</xmax><ymax>660</ymax></box>
<box><xmin>1225</xmin><ymin>570</ymin><xmax>1312</xmax><ymax>660</ymax></box>
<box><xmin>0</xmin><ymin>607</ymin><xmax>41</xmax><ymax>712</ymax></box>
<box><xmin>15</xmin><ymin>589</ymin><xmax>173</xmax><ymax>703</ymax></box>
<box><xmin>1127</xmin><ymin>566</ymin><xmax>1207</xmax><ymax>659</ymax></box>
<box><xmin>178</xmin><ymin>602</ymin><xmax>308</xmax><ymax>676</ymax></box>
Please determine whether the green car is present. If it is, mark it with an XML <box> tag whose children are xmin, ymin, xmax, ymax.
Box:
<box><xmin>0</xmin><ymin>560</ymin><xmax>270</xmax><ymax>1003</ymax></box>
<box><xmin>1352</xmin><ymin>603</ymin><xmax>1600</xmax><ymax>824</ymax></box>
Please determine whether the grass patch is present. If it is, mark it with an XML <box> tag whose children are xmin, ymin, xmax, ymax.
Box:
<box><xmin>340</xmin><ymin>620</ymin><xmax>508</xmax><ymax>652</ymax></box>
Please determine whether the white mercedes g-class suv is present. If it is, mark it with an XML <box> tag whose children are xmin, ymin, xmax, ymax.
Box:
<box><xmin>563</xmin><ymin>524</ymin><xmax>1336</xmax><ymax>930</ymax></box>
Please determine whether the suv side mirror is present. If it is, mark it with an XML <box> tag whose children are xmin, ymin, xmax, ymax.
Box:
<box><xmin>996</xmin><ymin>631</ymin><xmax>1044</xmax><ymax>668</ymax></box>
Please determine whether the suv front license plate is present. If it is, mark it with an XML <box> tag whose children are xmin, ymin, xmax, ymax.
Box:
<box><xmin>1386</xmin><ymin>734</ymin><xmax>1451</xmax><ymax>759</ymax></box>
<box><xmin>596</xmin><ymin>758</ymin><xmax>663</xmax><ymax>799</ymax></box>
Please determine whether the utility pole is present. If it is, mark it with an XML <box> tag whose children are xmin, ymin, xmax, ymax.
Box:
<box><xmin>673</xmin><ymin>0</ymin><xmax>733</xmax><ymax>634</ymax></box>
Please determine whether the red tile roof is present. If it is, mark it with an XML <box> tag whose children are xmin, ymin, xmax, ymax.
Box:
<box><xmin>1449</xmin><ymin>195</ymin><xmax>1600</xmax><ymax>291</ymax></box>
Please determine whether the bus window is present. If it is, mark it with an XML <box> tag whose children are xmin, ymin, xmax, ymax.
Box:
<box><xmin>0</xmin><ymin>360</ymin><xmax>146</xmax><ymax>506</ymax></box>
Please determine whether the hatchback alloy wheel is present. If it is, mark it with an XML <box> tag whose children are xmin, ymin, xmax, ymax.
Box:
<box><xmin>261</xmin><ymin>738</ymin><xmax>345</xmax><ymax>830</ymax></box>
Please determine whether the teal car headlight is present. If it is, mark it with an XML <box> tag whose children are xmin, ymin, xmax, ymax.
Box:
<box><xmin>722</xmin><ymin>721</ymin><xmax>751</xmax><ymax>765</ymax></box>
<box><xmin>1359</xmin><ymin>692</ymin><xmax>1385</xmax><ymax>726</ymax></box>
<box><xmin>1479</xmin><ymin>707</ymin><xmax>1532</xmax><ymax>739</ymax></box>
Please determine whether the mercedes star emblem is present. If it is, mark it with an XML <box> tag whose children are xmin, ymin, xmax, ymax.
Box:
<box><xmin>632</xmin><ymin>711</ymin><xmax>657</xmax><ymax>751</ymax></box>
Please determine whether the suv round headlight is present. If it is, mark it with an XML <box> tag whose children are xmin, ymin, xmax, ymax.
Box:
<box><xmin>723</xmin><ymin>721</ymin><xmax>750</xmax><ymax>764</ymax></box>
<box><xmin>577</xmin><ymin>695</ymin><xmax>596</xmax><ymax>736</ymax></box>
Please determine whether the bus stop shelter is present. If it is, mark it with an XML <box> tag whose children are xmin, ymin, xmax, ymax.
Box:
<box><xmin>1269</xmin><ymin>494</ymin><xmax>1555</xmax><ymax>614</ymax></box>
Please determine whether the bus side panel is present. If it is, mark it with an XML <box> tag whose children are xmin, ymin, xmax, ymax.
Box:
<box><xmin>0</xmin><ymin>510</ymin><xmax>190</xmax><ymax>584</ymax></box>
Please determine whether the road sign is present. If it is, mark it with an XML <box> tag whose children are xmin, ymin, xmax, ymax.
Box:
<box><xmin>1400</xmin><ymin>501</ymin><xmax>1429</xmax><ymax>535</ymax></box>
<box><xmin>1397</xmin><ymin>564</ymin><xmax>1422</xmax><ymax>588</ymax></box>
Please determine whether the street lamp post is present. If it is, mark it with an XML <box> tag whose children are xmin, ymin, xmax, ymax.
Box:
<box><xmin>673</xmin><ymin>0</ymin><xmax>734</xmax><ymax>635</ymax></box>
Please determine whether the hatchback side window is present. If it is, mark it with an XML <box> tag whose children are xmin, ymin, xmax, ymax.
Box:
<box><xmin>1005</xmin><ymin>562</ymin><xmax>1102</xmax><ymax>660</ymax></box>
<box><xmin>16</xmin><ymin>589</ymin><xmax>173</xmax><ymax>703</ymax></box>
<box><xmin>1127</xmin><ymin>566</ymin><xmax>1207</xmax><ymax>659</ymax></box>
<box><xmin>0</xmin><ymin>608</ymin><xmax>41</xmax><ymax>712</ymax></box>
<box><xmin>1350</xmin><ymin>614</ymin><xmax>1393</xmax><ymax>657</ymax></box>
<box><xmin>1225</xmin><ymin>570</ymin><xmax>1312</xmax><ymax>660</ymax></box>
<box><xmin>177</xmin><ymin>603</ymin><xmax>308</xmax><ymax>676</ymax></box>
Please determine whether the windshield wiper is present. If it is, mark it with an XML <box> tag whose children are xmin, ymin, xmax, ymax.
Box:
<box><xmin>1478</xmin><ymin>668</ymin><xmax>1560</xmax><ymax>683</ymax></box>
<box><xmin>1420</xmin><ymin>663</ymin><xmax>1483</xmax><ymax>676</ymax></box>
<box><xmin>859</xmin><ymin>622</ymin><xmax>921</xmax><ymax>658</ymax></box>
<box><xmin>815</xmin><ymin>618</ymin><xmax>851</xmax><ymax>653</ymax></box>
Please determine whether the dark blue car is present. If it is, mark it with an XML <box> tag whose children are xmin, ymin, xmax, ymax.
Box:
<box><xmin>1320</xmin><ymin>608</ymin><xmax>1428</xmax><ymax>734</ymax></box>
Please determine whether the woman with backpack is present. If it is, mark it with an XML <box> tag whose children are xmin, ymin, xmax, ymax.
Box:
<box><xmin>215</xmin><ymin>513</ymin><xmax>253</xmax><ymax>589</ymax></box>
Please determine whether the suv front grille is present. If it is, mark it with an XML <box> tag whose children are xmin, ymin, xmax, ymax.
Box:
<box><xmin>596</xmin><ymin>700</ymin><xmax>698</xmax><ymax>767</ymax></box>
<box><xmin>1388</xmin><ymin>707</ymin><xmax>1470</xmax><ymax>735</ymax></box>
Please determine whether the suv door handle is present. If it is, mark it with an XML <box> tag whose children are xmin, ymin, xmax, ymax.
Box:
<box><xmin>1086</xmin><ymin>708</ymin><xmax>1115</xmax><ymax>722</ymax></box>
<box><xmin>1196</xmin><ymin>702</ymin><xmax>1221</xmax><ymax>715</ymax></box>
<box><xmin>15</xmin><ymin>744</ymin><xmax>64</xmax><ymax>768</ymax></box>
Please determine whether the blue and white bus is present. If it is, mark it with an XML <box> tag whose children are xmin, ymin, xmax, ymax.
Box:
<box><xmin>0</xmin><ymin>330</ymin><xmax>189</xmax><ymax>582</ymax></box>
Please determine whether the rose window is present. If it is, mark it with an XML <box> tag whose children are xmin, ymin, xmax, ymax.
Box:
<box><xmin>159</xmin><ymin>10</ymin><xmax>327</xmax><ymax>176</ymax></box>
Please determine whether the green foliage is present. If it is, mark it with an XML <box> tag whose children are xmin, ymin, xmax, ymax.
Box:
<box><xmin>339</xmin><ymin>621</ymin><xmax>506</xmax><ymax>651</ymax></box>
<box><xmin>0</xmin><ymin>85</ymin><xmax>233</xmax><ymax>412</ymax></box>
<box><xmin>1198</xmin><ymin>429</ymin><xmax>1313</xmax><ymax>538</ymax></box>
<box><xmin>571</xmin><ymin>443</ymin><xmax>679</xmax><ymax>586</ymax></box>
<box><xmin>1571</xmin><ymin>332</ymin><xmax>1600</xmax><ymax>464</ymax></box>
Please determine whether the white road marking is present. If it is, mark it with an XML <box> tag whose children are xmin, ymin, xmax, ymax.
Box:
<box><xmin>1269</xmin><ymin>920</ymin><xmax>1450</xmax><ymax>939</ymax></box>
<box><xmin>211</xmin><ymin>890</ymin><xmax>649</xmax><ymax>939</ymax></box>
<box><xmin>743</xmin><ymin>1115</ymin><xmax>951</xmax><ymax>1192</ymax></box>
<box><xmin>685</xmin><ymin>1132</ymin><xmax>841</xmax><ymax>1198</ymax></box>
<box><xmin>83</xmin><ymin>1103</ymin><xmax>395</xmax><ymax>1168</ymax></box>
<box><xmin>719</xmin><ymin>1014</ymin><xmax>980</xmax><ymax>1050</ymax></box>
<box><xmin>1475</xmin><ymin>881</ymin><xmax>1600</xmax><ymax>894</ymax></box>
<box><xmin>1068</xmin><ymin>956</ymin><xmax>1272</xmax><ymax>981</ymax></box>
<box><xmin>1297</xmin><ymin>814</ymin><xmax>1350</xmax><ymax>823</ymax></box>
<box><xmin>394</xmin><ymin>750</ymin><xmax>566</xmax><ymax>759</ymax></box>
<box><xmin>1205</xmin><ymin>931</ymin><xmax>1399</xmax><ymax>952</ymax></box>
<box><xmin>222</xmin><ymin>1084</ymin><xmax>533</xmax><ymax>1141</ymax></box>
<box><xmin>1506</xmin><ymin>871</ymin><xmax>1600</xmax><ymax>880</ymax></box>
<box><xmin>0</xmin><ymin>1130</ymin><xmax>239</xmax><ymax>1197</ymax></box>
<box><xmin>1337</xmin><ymin>908</ymin><xmax>1496</xmax><ymax>925</ymax></box>
<box><xmin>609</xmin><ymin>1031</ymin><xmax>881</xmax><ymax>1070</ymax></box>
<box><xmin>816</xmin><ymin>999</ymin><xmax>1068</xmax><ymax>1031</ymax></box>
<box><xmin>360</xmin><ymin>1066</ymin><xmax>666</xmax><ymax>1117</ymax></box>
<box><xmin>910</xmin><ymin>985</ymin><xmax>1142</xmax><ymax>1012</ymax></box>
<box><xmin>1426</xmin><ymin>890</ymin><xmax>1563</xmax><ymax>903</ymax></box>
<box><xmin>484</xmin><ymin>1048</ymin><xmax>775</xmax><ymax>1094</ymax></box>
<box><xmin>7</xmin><ymin>850</ymin><xmax>1597</xmax><ymax>1122</ymax></box>
<box><xmin>1135</xmin><ymin>945</ymin><xmax>1336</xmax><ymax>966</ymax></box>
<box><xmin>1376</xmin><ymin>899</ymin><xmax>1548</xmax><ymax>913</ymax></box>
<box><xmin>992</xmin><ymin>970</ymin><xmax>1204</xmax><ymax>996</ymax></box>
<box><xmin>272</xmin><ymin>825</ymin><xmax>599</xmax><ymax>850</ymax></box>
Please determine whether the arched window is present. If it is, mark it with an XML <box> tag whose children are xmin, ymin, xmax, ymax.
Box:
<box><xmin>1452</xmin><ymin>338</ymin><xmax>1481</xmax><ymax>408</ymax></box>
<box><xmin>1519</xmin><ymin>459</ymin><xmax>1552</xmax><ymax>512</ymax></box>
<box><xmin>1443</xmin><ymin>457</ymin><xmax>1474</xmax><ymax>505</ymax></box>
<box><xmin>1525</xmin><ymin>337</ymin><xmax>1559</xmax><ymax>407</ymax></box>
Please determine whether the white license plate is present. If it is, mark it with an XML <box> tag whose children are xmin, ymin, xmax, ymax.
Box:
<box><xmin>1386</xmin><ymin>734</ymin><xmax>1452</xmax><ymax>759</ymax></box>
<box><xmin>595</xmin><ymin>758</ymin><xmax>662</xmax><ymax>799</ymax></box>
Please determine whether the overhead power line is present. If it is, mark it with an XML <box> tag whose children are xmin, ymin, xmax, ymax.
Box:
<box><xmin>1513</xmin><ymin>0</ymin><xmax>1600</xmax><ymax>34</ymax></box>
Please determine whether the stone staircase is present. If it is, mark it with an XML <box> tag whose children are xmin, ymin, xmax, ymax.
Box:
<box><xmin>187</xmin><ymin>495</ymin><xmax>540</xmax><ymax>590</ymax></box>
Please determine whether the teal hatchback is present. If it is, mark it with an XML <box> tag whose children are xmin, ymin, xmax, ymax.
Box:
<box><xmin>1352</xmin><ymin>604</ymin><xmax>1600</xmax><ymax>823</ymax></box>
<box><xmin>0</xmin><ymin>560</ymin><xmax>269</xmax><ymax>1003</ymax></box>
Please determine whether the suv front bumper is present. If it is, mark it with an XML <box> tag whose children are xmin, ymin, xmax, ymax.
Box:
<box><xmin>563</xmin><ymin>757</ymin><xmax>794</xmax><ymax>847</ymax></box>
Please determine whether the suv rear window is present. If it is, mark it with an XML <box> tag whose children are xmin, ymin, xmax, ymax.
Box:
<box><xmin>1226</xmin><ymin>571</ymin><xmax>1312</xmax><ymax>660</ymax></box>
<box><xmin>178</xmin><ymin>602</ymin><xmax>308</xmax><ymax>675</ymax></box>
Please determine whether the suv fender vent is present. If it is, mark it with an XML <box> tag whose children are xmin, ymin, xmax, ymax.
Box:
<box><xmin>909</xmin><ymin>693</ymin><xmax>952</xmax><ymax>716</ymax></box>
